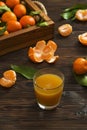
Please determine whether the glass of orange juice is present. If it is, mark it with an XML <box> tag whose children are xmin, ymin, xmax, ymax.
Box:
<box><xmin>33</xmin><ymin>68</ymin><xmax>64</xmax><ymax>110</ymax></box>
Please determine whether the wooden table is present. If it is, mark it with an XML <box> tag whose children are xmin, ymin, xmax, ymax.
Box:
<box><xmin>0</xmin><ymin>0</ymin><xmax>87</xmax><ymax>129</ymax></box>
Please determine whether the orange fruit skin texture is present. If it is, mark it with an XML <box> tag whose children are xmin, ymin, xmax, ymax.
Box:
<box><xmin>6</xmin><ymin>0</ymin><xmax>20</xmax><ymax>8</ymax></box>
<box><xmin>20</xmin><ymin>15</ymin><xmax>36</xmax><ymax>28</ymax></box>
<box><xmin>7</xmin><ymin>20</ymin><xmax>22</xmax><ymax>33</ymax></box>
<box><xmin>73</xmin><ymin>58</ymin><xmax>87</xmax><ymax>74</ymax></box>
<box><xmin>1</xmin><ymin>11</ymin><xmax>17</xmax><ymax>23</ymax></box>
<box><xmin>13</xmin><ymin>4</ymin><xmax>27</xmax><ymax>18</ymax></box>
<box><xmin>0</xmin><ymin>1</ymin><xmax>6</xmax><ymax>6</ymax></box>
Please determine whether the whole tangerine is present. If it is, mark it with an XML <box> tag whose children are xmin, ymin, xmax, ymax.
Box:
<box><xmin>7</xmin><ymin>20</ymin><xmax>22</xmax><ymax>33</ymax></box>
<box><xmin>1</xmin><ymin>11</ymin><xmax>17</xmax><ymax>23</ymax></box>
<box><xmin>19</xmin><ymin>15</ymin><xmax>35</xmax><ymax>28</ymax></box>
<box><xmin>13</xmin><ymin>4</ymin><xmax>26</xmax><ymax>18</ymax></box>
<box><xmin>6</xmin><ymin>0</ymin><xmax>20</xmax><ymax>8</ymax></box>
<box><xmin>73</xmin><ymin>58</ymin><xmax>87</xmax><ymax>74</ymax></box>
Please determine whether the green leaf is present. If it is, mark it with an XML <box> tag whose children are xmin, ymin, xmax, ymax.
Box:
<box><xmin>11</xmin><ymin>65</ymin><xmax>37</xmax><ymax>79</ymax></box>
<box><xmin>73</xmin><ymin>72</ymin><xmax>87</xmax><ymax>87</ymax></box>
<box><xmin>61</xmin><ymin>9</ymin><xmax>78</xmax><ymax>20</ymax></box>
<box><xmin>0</xmin><ymin>26</ymin><xmax>6</xmax><ymax>36</ymax></box>
<box><xmin>64</xmin><ymin>4</ymin><xmax>87</xmax><ymax>12</ymax></box>
<box><xmin>61</xmin><ymin>4</ymin><xmax>87</xmax><ymax>20</ymax></box>
<box><xmin>29</xmin><ymin>11</ymin><xmax>40</xmax><ymax>16</ymax></box>
<box><xmin>37</xmin><ymin>21</ymin><xmax>48</xmax><ymax>26</ymax></box>
<box><xmin>0</xmin><ymin>5</ymin><xmax>11</xmax><ymax>13</ymax></box>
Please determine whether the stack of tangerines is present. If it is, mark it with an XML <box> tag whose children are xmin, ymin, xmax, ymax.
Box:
<box><xmin>0</xmin><ymin>0</ymin><xmax>36</xmax><ymax>34</ymax></box>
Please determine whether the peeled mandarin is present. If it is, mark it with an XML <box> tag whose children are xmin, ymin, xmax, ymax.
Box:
<box><xmin>28</xmin><ymin>40</ymin><xmax>59</xmax><ymax>63</ymax></box>
<box><xmin>58</xmin><ymin>24</ymin><xmax>72</xmax><ymax>36</ymax></box>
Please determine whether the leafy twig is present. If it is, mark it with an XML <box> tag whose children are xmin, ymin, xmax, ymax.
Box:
<box><xmin>61</xmin><ymin>4</ymin><xmax>87</xmax><ymax>20</ymax></box>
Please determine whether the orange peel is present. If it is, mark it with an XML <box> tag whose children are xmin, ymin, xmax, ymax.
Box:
<box><xmin>28</xmin><ymin>40</ymin><xmax>59</xmax><ymax>63</ymax></box>
<box><xmin>28</xmin><ymin>47</ymin><xmax>44</xmax><ymax>63</ymax></box>
<box><xmin>46</xmin><ymin>55</ymin><xmax>59</xmax><ymax>63</ymax></box>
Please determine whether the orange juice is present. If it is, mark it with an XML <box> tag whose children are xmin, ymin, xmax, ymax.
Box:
<box><xmin>34</xmin><ymin>73</ymin><xmax>64</xmax><ymax>109</ymax></box>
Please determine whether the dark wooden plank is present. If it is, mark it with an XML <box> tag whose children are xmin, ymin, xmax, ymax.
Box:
<box><xmin>0</xmin><ymin>0</ymin><xmax>87</xmax><ymax>129</ymax></box>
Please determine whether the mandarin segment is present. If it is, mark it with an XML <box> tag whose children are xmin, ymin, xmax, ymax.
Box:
<box><xmin>42</xmin><ymin>45</ymin><xmax>54</xmax><ymax>60</ymax></box>
<box><xmin>35</xmin><ymin>40</ymin><xmax>46</xmax><ymax>50</ymax></box>
<box><xmin>0</xmin><ymin>77</ymin><xmax>15</xmax><ymax>88</ymax></box>
<box><xmin>47</xmin><ymin>40</ymin><xmax>57</xmax><ymax>52</ymax></box>
<box><xmin>3</xmin><ymin>70</ymin><xmax>16</xmax><ymax>81</ymax></box>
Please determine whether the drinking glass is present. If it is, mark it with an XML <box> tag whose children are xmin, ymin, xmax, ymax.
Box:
<box><xmin>33</xmin><ymin>68</ymin><xmax>64</xmax><ymax>110</ymax></box>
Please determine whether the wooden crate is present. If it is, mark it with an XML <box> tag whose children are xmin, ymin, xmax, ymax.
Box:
<box><xmin>0</xmin><ymin>0</ymin><xmax>54</xmax><ymax>56</ymax></box>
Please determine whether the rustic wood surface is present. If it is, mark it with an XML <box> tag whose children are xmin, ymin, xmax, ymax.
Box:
<box><xmin>0</xmin><ymin>0</ymin><xmax>87</xmax><ymax>129</ymax></box>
